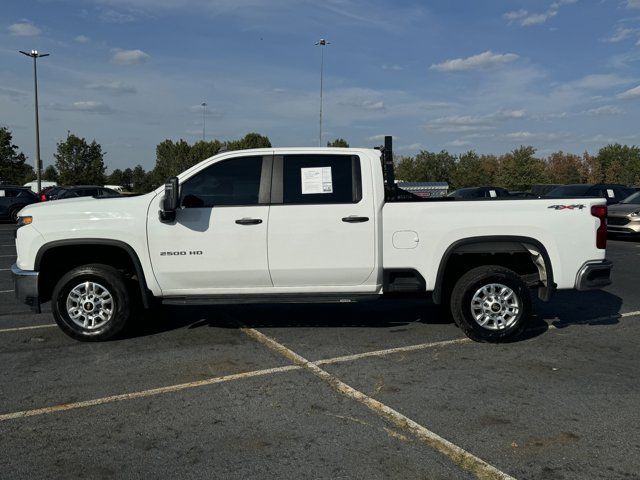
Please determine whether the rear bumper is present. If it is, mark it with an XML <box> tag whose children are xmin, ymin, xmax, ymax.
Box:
<box><xmin>11</xmin><ymin>263</ymin><xmax>41</xmax><ymax>313</ymax></box>
<box><xmin>575</xmin><ymin>260</ymin><xmax>612</xmax><ymax>291</ymax></box>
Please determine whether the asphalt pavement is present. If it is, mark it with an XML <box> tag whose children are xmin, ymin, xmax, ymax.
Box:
<box><xmin>0</xmin><ymin>222</ymin><xmax>638</xmax><ymax>480</ymax></box>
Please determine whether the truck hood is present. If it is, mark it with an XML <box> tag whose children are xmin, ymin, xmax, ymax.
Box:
<box><xmin>20</xmin><ymin>194</ymin><xmax>153</xmax><ymax>220</ymax></box>
<box><xmin>608</xmin><ymin>203</ymin><xmax>640</xmax><ymax>216</ymax></box>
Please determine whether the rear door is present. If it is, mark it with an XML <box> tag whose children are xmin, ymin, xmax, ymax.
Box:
<box><xmin>267</xmin><ymin>153</ymin><xmax>376</xmax><ymax>288</ymax></box>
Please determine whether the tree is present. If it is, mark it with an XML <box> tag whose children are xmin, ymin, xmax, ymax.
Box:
<box><xmin>0</xmin><ymin>126</ymin><xmax>34</xmax><ymax>185</ymax></box>
<box><xmin>545</xmin><ymin>151</ymin><xmax>585</xmax><ymax>184</ymax></box>
<box><xmin>131</xmin><ymin>164</ymin><xmax>152</xmax><ymax>193</ymax></box>
<box><xmin>450</xmin><ymin>152</ymin><xmax>499</xmax><ymax>189</ymax></box>
<box><xmin>327</xmin><ymin>138</ymin><xmax>349</xmax><ymax>148</ymax></box>
<box><xmin>225</xmin><ymin>132</ymin><xmax>271</xmax><ymax>150</ymax></box>
<box><xmin>594</xmin><ymin>144</ymin><xmax>640</xmax><ymax>185</ymax></box>
<box><xmin>495</xmin><ymin>146</ymin><xmax>547</xmax><ymax>190</ymax></box>
<box><xmin>42</xmin><ymin>165</ymin><xmax>59</xmax><ymax>182</ymax></box>
<box><xmin>121</xmin><ymin>168</ymin><xmax>133</xmax><ymax>190</ymax></box>
<box><xmin>54</xmin><ymin>134</ymin><xmax>106</xmax><ymax>185</ymax></box>
<box><xmin>107</xmin><ymin>168</ymin><xmax>124</xmax><ymax>186</ymax></box>
<box><xmin>395</xmin><ymin>150</ymin><xmax>455</xmax><ymax>183</ymax></box>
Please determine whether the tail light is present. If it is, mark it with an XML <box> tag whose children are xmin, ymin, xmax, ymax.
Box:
<box><xmin>40</xmin><ymin>193</ymin><xmax>46</xmax><ymax>202</ymax></box>
<box><xmin>591</xmin><ymin>204</ymin><xmax>607</xmax><ymax>249</ymax></box>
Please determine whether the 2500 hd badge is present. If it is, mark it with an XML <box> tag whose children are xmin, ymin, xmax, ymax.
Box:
<box><xmin>160</xmin><ymin>251</ymin><xmax>203</xmax><ymax>256</ymax></box>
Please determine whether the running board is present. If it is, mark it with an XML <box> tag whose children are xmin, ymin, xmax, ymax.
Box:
<box><xmin>162</xmin><ymin>293</ymin><xmax>382</xmax><ymax>306</ymax></box>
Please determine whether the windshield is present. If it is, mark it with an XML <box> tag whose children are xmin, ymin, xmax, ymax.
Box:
<box><xmin>545</xmin><ymin>185</ymin><xmax>591</xmax><ymax>197</ymax></box>
<box><xmin>621</xmin><ymin>191</ymin><xmax>640</xmax><ymax>205</ymax></box>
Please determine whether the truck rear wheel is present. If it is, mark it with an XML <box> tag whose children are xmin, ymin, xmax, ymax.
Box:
<box><xmin>450</xmin><ymin>265</ymin><xmax>531</xmax><ymax>343</ymax></box>
<box><xmin>51</xmin><ymin>264</ymin><xmax>131</xmax><ymax>341</ymax></box>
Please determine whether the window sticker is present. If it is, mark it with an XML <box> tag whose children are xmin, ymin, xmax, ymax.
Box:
<box><xmin>301</xmin><ymin>167</ymin><xmax>333</xmax><ymax>194</ymax></box>
<box><xmin>607</xmin><ymin>189</ymin><xmax>615</xmax><ymax>198</ymax></box>
<box><xmin>0</xmin><ymin>190</ymin><xmax>5</xmax><ymax>197</ymax></box>
<box><xmin>489</xmin><ymin>190</ymin><xmax>497</xmax><ymax>198</ymax></box>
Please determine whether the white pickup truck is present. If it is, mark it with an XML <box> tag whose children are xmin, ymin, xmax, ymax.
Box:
<box><xmin>12</xmin><ymin>137</ymin><xmax>612</xmax><ymax>342</ymax></box>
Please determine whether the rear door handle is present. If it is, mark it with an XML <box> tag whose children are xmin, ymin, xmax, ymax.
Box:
<box><xmin>342</xmin><ymin>216</ymin><xmax>369</xmax><ymax>223</ymax></box>
<box><xmin>235</xmin><ymin>218</ymin><xmax>263</xmax><ymax>225</ymax></box>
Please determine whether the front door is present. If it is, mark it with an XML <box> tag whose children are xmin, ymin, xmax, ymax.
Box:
<box><xmin>147</xmin><ymin>154</ymin><xmax>273</xmax><ymax>294</ymax></box>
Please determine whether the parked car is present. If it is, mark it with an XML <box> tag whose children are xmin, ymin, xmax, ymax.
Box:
<box><xmin>509</xmin><ymin>191</ymin><xmax>538</xmax><ymax>198</ymax></box>
<box><xmin>607</xmin><ymin>191</ymin><xmax>640</xmax><ymax>236</ymax></box>
<box><xmin>54</xmin><ymin>186</ymin><xmax>122</xmax><ymax>200</ymax></box>
<box><xmin>13</xmin><ymin>137</ymin><xmax>611</xmax><ymax>343</ymax></box>
<box><xmin>448</xmin><ymin>186</ymin><xmax>511</xmax><ymax>199</ymax></box>
<box><xmin>23</xmin><ymin>180</ymin><xmax>57</xmax><ymax>193</ymax></box>
<box><xmin>0</xmin><ymin>186</ymin><xmax>39</xmax><ymax>222</ymax></box>
<box><xmin>39</xmin><ymin>185</ymin><xmax>65</xmax><ymax>202</ymax></box>
<box><xmin>545</xmin><ymin>184</ymin><xmax>635</xmax><ymax>205</ymax></box>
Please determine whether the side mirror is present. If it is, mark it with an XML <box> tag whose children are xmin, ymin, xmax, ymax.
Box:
<box><xmin>159</xmin><ymin>176</ymin><xmax>179</xmax><ymax>223</ymax></box>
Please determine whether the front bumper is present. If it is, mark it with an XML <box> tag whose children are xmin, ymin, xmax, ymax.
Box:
<box><xmin>11</xmin><ymin>263</ymin><xmax>41</xmax><ymax>313</ymax></box>
<box><xmin>575</xmin><ymin>260</ymin><xmax>613</xmax><ymax>291</ymax></box>
<box><xmin>607</xmin><ymin>216</ymin><xmax>640</xmax><ymax>234</ymax></box>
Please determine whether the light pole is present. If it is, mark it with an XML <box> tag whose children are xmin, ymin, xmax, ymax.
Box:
<box><xmin>201</xmin><ymin>102</ymin><xmax>207</xmax><ymax>141</ymax></box>
<box><xmin>19</xmin><ymin>50</ymin><xmax>49</xmax><ymax>193</ymax></box>
<box><xmin>315</xmin><ymin>38</ymin><xmax>330</xmax><ymax>147</ymax></box>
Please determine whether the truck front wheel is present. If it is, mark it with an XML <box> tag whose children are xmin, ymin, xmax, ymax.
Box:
<box><xmin>51</xmin><ymin>264</ymin><xmax>131</xmax><ymax>341</ymax></box>
<box><xmin>450</xmin><ymin>265</ymin><xmax>532</xmax><ymax>343</ymax></box>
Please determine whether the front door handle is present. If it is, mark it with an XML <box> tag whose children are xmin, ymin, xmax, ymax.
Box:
<box><xmin>342</xmin><ymin>216</ymin><xmax>369</xmax><ymax>223</ymax></box>
<box><xmin>235</xmin><ymin>218</ymin><xmax>263</xmax><ymax>225</ymax></box>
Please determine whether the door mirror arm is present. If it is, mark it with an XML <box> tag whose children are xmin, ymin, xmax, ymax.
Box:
<box><xmin>159</xmin><ymin>176</ymin><xmax>179</xmax><ymax>223</ymax></box>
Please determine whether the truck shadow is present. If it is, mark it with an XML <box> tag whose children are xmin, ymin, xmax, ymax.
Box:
<box><xmin>126</xmin><ymin>290</ymin><xmax>625</xmax><ymax>342</ymax></box>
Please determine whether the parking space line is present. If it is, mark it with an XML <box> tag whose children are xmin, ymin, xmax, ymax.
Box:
<box><xmin>241</xmin><ymin>326</ymin><xmax>515</xmax><ymax>480</ymax></box>
<box><xmin>0</xmin><ymin>365</ymin><xmax>301</xmax><ymax>421</ymax></box>
<box><xmin>0</xmin><ymin>290</ymin><xmax>14</xmax><ymax>293</ymax></box>
<box><xmin>0</xmin><ymin>324</ymin><xmax>57</xmax><ymax>333</ymax></box>
<box><xmin>315</xmin><ymin>337</ymin><xmax>471</xmax><ymax>365</ymax></box>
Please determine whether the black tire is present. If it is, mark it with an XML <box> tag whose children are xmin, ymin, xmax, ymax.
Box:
<box><xmin>450</xmin><ymin>265</ymin><xmax>532</xmax><ymax>343</ymax></box>
<box><xmin>51</xmin><ymin>264</ymin><xmax>131</xmax><ymax>341</ymax></box>
<box><xmin>9</xmin><ymin>206</ymin><xmax>22</xmax><ymax>223</ymax></box>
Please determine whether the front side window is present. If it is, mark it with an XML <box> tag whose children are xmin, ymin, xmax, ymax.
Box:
<box><xmin>181</xmin><ymin>156</ymin><xmax>263</xmax><ymax>208</ymax></box>
<box><xmin>282</xmin><ymin>154</ymin><xmax>361</xmax><ymax>204</ymax></box>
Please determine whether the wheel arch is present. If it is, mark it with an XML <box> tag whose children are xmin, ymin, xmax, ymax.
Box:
<box><xmin>35</xmin><ymin>239</ymin><xmax>152</xmax><ymax>308</ymax></box>
<box><xmin>432</xmin><ymin>235</ymin><xmax>555</xmax><ymax>304</ymax></box>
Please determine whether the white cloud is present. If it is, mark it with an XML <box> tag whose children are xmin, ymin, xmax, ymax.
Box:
<box><xmin>446</xmin><ymin>139</ymin><xmax>471</xmax><ymax>147</ymax></box>
<box><xmin>111</xmin><ymin>49</ymin><xmax>150</xmax><ymax>65</ymax></box>
<box><xmin>617</xmin><ymin>85</ymin><xmax>640</xmax><ymax>99</ymax></box>
<box><xmin>100</xmin><ymin>9</ymin><xmax>136</xmax><ymax>23</ymax></box>
<box><xmin>50</xmin><ymin>101</ymin><xmax>114</xmax><ymax>114</ymax></box>
<box><xmin>396</xmin><ymin>143</ymin><xmax>422</xmax><ymax>152</ymax></box>
<box><xmin>506</xmin><ymin>131</ymin><xmax>535</xmax><ymax>140</ymax></box>
<box><xmin>503</xmin><ymin>0</ymin><xmax>575</xmax><ymax>27</ymax></box>
<box><xmin>605</xmin><ymin>27</ymin><xmax>635</xmax><ymax>43</ymax></box>
<box><xmin>426</xmin><ymin>109</ymin><xmax>526</xmax><ymax>133</ymax></box>
<box><xmin>430</xmin><ymin>50</ymin><xmax>519</xmax><ymax>72</ymax></box>
<box><xmin>86</xmin><ymin>80</ymin><xmax>136</xmax><ymax>94</ymax></box>
<box><xmin>75</xmin><ymin>35</ymin><xmax>90</xmax><ymax>43</ymax></box>
<box><xmin>586</xmin><ymin>105</ymin><xmax>624</xmax><ymax>115</ymax></box>
<box><xmin>569</xmin><ymin>73</ymin><xmax>632</xmax><ymax>89</ymax></box>
<box><xmin>367</xmin><ymin>134</ymin><xmax>398</xmax><ymax>141</ymax></box>
<box><xmin>8</xmin><ymin>22</ymin><xmax>41</xmax><ymax>36</ymax></box>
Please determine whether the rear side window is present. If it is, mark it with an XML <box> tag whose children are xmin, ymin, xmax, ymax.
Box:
<box><xmin>282</xmin><ymin>154</ymin><xmax>361</xmax><ymax>204</ymax></box>
<box><xmin>181</xmin><ymin>156</ymin><xmax>263</xmax><ymax>208</ymax></box>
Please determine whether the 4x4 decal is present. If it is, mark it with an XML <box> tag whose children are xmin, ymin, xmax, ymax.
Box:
<box><xmin>548</xmin><ymin>204</ymin><xmax>586</xmax><ymax>210</ymax></box>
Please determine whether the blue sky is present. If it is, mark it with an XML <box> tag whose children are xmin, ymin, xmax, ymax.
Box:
<box><xmin>2</xmin><ymin>0</ymin><xmax>640</xmax><ymax>171</ymax></box>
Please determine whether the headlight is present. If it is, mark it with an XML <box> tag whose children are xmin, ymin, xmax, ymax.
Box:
<box><xmin>16</xmin><ymin>216</ymin><xmax>33</xmax><ymax>228</ymax></box>
<box><xmin>630</xmin><ymin>211</ymin><xmax>639</xmax><ymax>217</ymax></box>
